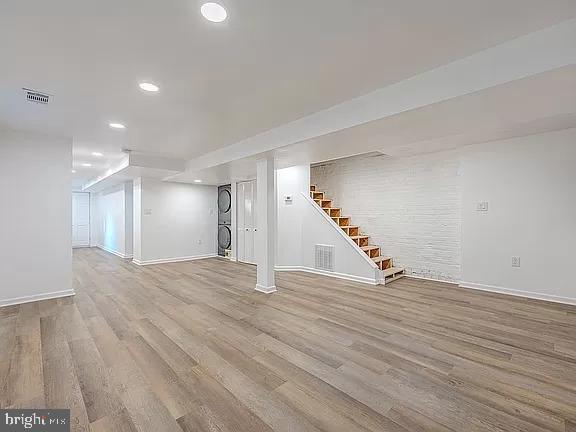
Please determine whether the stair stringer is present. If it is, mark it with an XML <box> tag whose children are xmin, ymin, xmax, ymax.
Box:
<box><xmin>299</xmin><ymin>192</ymin><xmax>381</xmax><ymax>284</ymax></box>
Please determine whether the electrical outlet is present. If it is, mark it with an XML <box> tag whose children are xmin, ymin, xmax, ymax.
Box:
<box><xmin>511</xmin><ymin>256</ymin><xmax>521</xmax><ymax>268</ymax></box>
<box><xmin>197</xmin><ymin>239</ymin><xmax>202</xmax><ymax>245</ymax></box>
<box><xmin>476</xmin><ymin>201</ymin><xmax>489</xmax><ymax>212</ymax></box>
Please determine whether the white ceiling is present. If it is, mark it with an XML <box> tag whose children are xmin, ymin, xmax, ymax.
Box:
<box><xmin>1</xmin><ymin>0</ymin><xmax>575</xmax><ymax>186</ymax></box>
<box><xmin>171</xmin><ymin>66</ymin><xmax>576</xmax><ymax>185</ymax></box>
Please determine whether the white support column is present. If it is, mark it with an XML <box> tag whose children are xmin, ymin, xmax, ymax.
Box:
<box><xmin>255</xmin><ymin>156</ymin><xmax>277</xmax><ymax>293</ymax></box>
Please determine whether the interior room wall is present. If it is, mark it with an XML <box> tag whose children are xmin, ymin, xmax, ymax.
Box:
<box><xmin>311</xmin><ymin>127</ymin><xmax>576</xmax><ymax>303</ymax></box>
<box><xmin>460</xmin><ymin>128</ymin><xmax>576</xmax><ymax>303</ymax></box>
<box><xmin>0</xmin><ymin>130</ymin><xmax>73</xmax><ymax>306</ymax></box>
<box><xmin>92</xmin><ymin>181</ymin><xmax>133</xmax><ymax>258</ymax></box>
<box><xmin>312</xmin><ymin>151</ymin><xmax>463</xmax><ymax>282</ymax></box>
<box><xmin>276</xmin><ymin>165</ymin><xmax>379</xmax><ymax>284</ymax></box>
<box><xmin>133</xmin><ymin>178</ymin><xmax>218</xmax><ymax>265</ymax></box>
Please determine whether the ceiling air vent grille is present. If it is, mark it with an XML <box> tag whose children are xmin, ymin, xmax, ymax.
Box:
<box><xmin>315</xmin><ymin>244</ymin><xmax>334</xmax><ymax>272</ymax></box>
<box><xmin>23</xmin><ymin>88</ymin><xmax>51</xmax><ymax>105</ymax></box>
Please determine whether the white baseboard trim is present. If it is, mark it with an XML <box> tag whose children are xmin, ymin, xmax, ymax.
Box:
<box><xmin>406</xmin><ymin>274</ymin><xmax>458</xmax><ymax>284</ymax></box>
<box><xmin>132</xmin><ymin>254</ymin><xmax>217</xmax><ymax>266</ymax></box>
<box><xmin>275</xmin><ymin>266</ymin><xmax>378</xmax><ymax>285</ymax></box>
<box><xmin>255</xmin><ymin>284</ymin><xmax>277</xmax><ymax>294</ymax></box>
<box><xmin>459</xmin><ymin>281</ymin><xmax>576</xmax><ymax>306</ymax></box>
<box><xmin>0</xmin><ymin>289</ymin><xmax>75</xmax><ymax>308</ymax></box>
<box><xmin>96</xmin><ymin>245</ymin><xmax>133</xmax><ymax>259</ymax></box>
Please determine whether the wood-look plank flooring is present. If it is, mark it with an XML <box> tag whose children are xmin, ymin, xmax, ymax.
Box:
<box><xmin>1</xmin><ymin>247</ymin><xmax>576</xmax><ymax>431</ymax></box>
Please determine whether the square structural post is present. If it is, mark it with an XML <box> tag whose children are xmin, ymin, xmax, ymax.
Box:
<box><xmin>255</xmin><ymin>156</ymin><xmax>277</xmax><ymax>293</ymax></box>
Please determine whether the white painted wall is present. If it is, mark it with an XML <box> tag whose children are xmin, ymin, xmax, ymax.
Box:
<box><xmin>277</xmin><ymin>166</ymin><xmax>309</xmax><ymax>268</ymax></box>
<box><xmin>133</xmin><ymin>178</ymin><xmax>218</xmax><ymax>265</ymax></box>
<box><xmin>312</xmin><ymin>152</ymin><xmax>462</xmax><ymax>282</ymax></box>
<box><xmin>0</xmin><ymin>131</ymin><xmax>73</xmax><ymax>306</ymax></box>
<box><xmin>312</xmin><ymin>128</ymin><xmax>576</xmax><ymax>303</ymax></box>
<box><xmin>276</xmin><ymin>165</ymin><xmax>378</xmax><ymax>284</ymax></box>
<box><xmin>460</xmin><ymin>128</ymin><xmax>576</xmax><ymax>303</ymax></box>
<box><xmin>92</xmin><ymin>182</ymin><xmax>133</xmax><ymax>258</ymax></box>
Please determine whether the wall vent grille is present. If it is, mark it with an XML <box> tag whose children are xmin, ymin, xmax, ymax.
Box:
<box><xmin>23</xmin><ymin>88</ymin><xmax>51</xmax><ymax>104</ymax></box>
<box><xmin>315</xmin><ymin>244</ymin><xmax>334</xmax><ymax>271</ymax></box>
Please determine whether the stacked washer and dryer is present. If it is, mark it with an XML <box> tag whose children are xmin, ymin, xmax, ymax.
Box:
<box><xmin>217</xmin><ymin>185</ymin><xmax>232</xmax><ymax>257</ymax></box>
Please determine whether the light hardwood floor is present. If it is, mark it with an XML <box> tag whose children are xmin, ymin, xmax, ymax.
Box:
<box><xmin>1</xmin><ymin>248</ymin><xmax>576</xmax><ymax>431</ymax></box>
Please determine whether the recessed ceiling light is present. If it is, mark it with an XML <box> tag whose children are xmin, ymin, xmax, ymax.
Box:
<box><xmin>81</xmin><ymin>163</ymin><xmax>92</xmax><ymax>167</ymax></box>
<box><xmin>139</xmin><ymin>82</ymin><xmax>159</xmax><ymax>92</ymax></box>
<box><xmin>92</xmin><ymin>152</ymin><xmax>104</xmax><ymax>157</ymax></box>
<box><xmin>71</xmin><ymin>169</ymin><xmax>76</xmax><ymax>174</ymax></box>
<box><xmin>109</xmin><ymin>123</ymin><xmax>126</xmax><ymax>129</ymax></box>
<box><xmin>201</xmin><ymin>2</ymin><xmax>227</xmax><ymax>23</ymax></box>
<box><xmin>194</xmin><ymin>179</ymin><xmax>203</xmax><ymax>183</ymax></box>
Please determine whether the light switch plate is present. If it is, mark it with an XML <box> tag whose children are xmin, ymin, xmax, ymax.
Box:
<box><xmin>476</xmin><ymin>202</ymin><xmax>489</xmax><ymax>212</ymax></box>
<box><xmin>512</xmin><ymin>256</ymin><xmax>521</xmax><ymax>267</ymax></box>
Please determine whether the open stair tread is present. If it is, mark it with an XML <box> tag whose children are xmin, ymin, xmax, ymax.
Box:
<box><xmin>382</xmin><ymin>267</ymin><xmax>404</xmax><ymax>277</ymax></box>
<box><xmin>349</xmin><ymin>235</ymin><xmax>369</xmax><ymax>240</ymax></box>
<box><xmin>372</xmin><ymin>256</ymin><xmax>392</xmax><ymax>263</ymax></box>
<box><xmin>361</xmin><ymin>245</ymin><xmax>379</xmax><ymax>251</ymax></box>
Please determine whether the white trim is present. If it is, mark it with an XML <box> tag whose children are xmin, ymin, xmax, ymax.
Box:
<box><xmin>301</xmin><ymin>192</ymin><xmax>378</xmax><ymax>270</ymax></box>
<box><xmin>275</xmin><ymin>265</ymin><xmax>378</xmax><ymax>285</ymax></box>
<box><xmin>0</xmin><ymin>289</ymin><xmax>75</xmax><ymax>308</ymax></box>
<box><xmin>255</xmin><ymin>284</ymin><xmax>277</xmax><ymax>294</ymax></box>
<box><xmin>459</xmin><ymin>281</ymin><xmax>576</xmax><ymax>306</ymax></box>
<box><xmin>406</xmin><ymin>274</ymin><xmax>458</xmax><ymax>284</ymax></box>
<box><xmin>132</xmin><ymin>254</ymin><xmax>217</xmax><ymax>266</ymax></box>
<box><xmin>96</xmin><ymin>245</ymin><xmax>133</xmax><ymax>259</ymax></box>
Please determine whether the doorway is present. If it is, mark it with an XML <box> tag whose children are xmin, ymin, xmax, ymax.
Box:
<box><xmin>72</xmin><ymin>192</ymin><xmax>90</xmax><ymax>248</ymax></box>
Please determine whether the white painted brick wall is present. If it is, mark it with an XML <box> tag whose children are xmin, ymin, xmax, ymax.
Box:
<box><xmin>311</xmin><ymin>151</ymin><xmax>462</xmax><ymax>282</ymax></box>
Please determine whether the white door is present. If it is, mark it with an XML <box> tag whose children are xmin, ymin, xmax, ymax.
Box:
<box><xmin>72</xmin><ymin>192</ymin><xmax>90</xmax><ymax>247</ymax></box>
<box><xmin>237</xmin><ymin>180</ymin><xmax>257</xmax><ymax>264</ymax></box>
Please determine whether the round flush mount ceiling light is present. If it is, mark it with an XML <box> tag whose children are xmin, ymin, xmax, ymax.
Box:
<box><xmin>92</xmin><ymin>152</ymin><xmax>103</xmax><ymax>157</ymax></box>
<box><xmin>109</xmin><ymin>122</ymin><xmax>126</xmax><ymax>129</ymax></box>
<box><xmin>71</xmin><ymin>169</ymin><xmax>76</xmax><ymax>173</ymax></box>
<box><xmin>139</xmin><ymin>82</ymin><xmax>159</xmax><ymax>92</ymax></box>
<box><xmin>81</xmin><ymin>163</ymin><xmax>92</xmax><ymax>167</ymax></box>
<box><xmin>194</xmin><ymin>179</ymin><xmax>203</xmax><ymax>183</ymax></box>
<box><xmin>201</xmin><ymin>2</ymin><xmax>227</xmax><ymax>23</ymax></box>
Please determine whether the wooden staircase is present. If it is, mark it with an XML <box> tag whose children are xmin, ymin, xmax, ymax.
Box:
<box><xmin>310</xmin><ymin>185</ymin><xmax>405</xmax><ymax>284</ymax></box>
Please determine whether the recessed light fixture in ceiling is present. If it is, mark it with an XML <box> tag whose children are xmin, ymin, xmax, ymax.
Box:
<box><xmin>92</xmin><ymin>152</ymin><xmax>104</xmax><ymax>157</ymax></box>
<box><xmin>81</xmin><ymin>163</ymin><xmax>92</xmax><ymax>167</ymax></box>
<box><xmin>194</xmin><ymin>179</ymin><xmax>203</xmax><ymax>183</ymax></box>
<box><xmin>71</xmin><ymin>169</ymin><xmax>76</xmax><ymax>173</ymax></box>
<box><xmin>201</xmin><ymin>2</ymin><xmax>227</xmax><ymax>23</ymax></box>
<box><xmin>109</xmin><ymin>123</ymin><xmax>126</xmax><ymax>129</ymax></box>
<box><xmin>139</xmin><ymin>82</ymin><xmax>159</xmax><ymax>92</ymax></box>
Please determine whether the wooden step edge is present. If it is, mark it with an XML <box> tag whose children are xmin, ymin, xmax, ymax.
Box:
<box><xmin>349</xmin><ymin>235</ymin><xmax>369</xmax><ymax>240</ymax></box>
<box><xmin>382</xmin><ymin>267</ymin><xmax>405</xmax><ymax>277</ymax></box>
<box><xmin>384</xmin><ymin>273</ymin><xmax>405</xmax><ymax>284</ymax></box>
<box><xmin>339</xmin><ymin>225</ymin><xmax>359</xmax><ymax>229</ymax></box>
<box><xmin>361</xmin><ymin>245</ymin><xmax>379</xmax><ymax>251</ymax></box>
<box><xmin>371</xmin><ymin>256</ymin><xmax>392</xmax><ymax>263</ymax></box>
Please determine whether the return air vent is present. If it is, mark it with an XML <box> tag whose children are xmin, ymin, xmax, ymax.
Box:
<box><xmin>315</xmin><ymin>244</ymin><xmax>334</xmax><ymax>271</ymax></box>
<box><xmin>23</xmin><ymin>88</ymin><xmax>51</xmax><ymax>105</ymax></box>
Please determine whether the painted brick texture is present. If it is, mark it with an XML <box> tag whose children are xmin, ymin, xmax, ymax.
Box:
<box><xmin>311</xmin><ymin>151</ymin><xmax>462</xmax><ymax>282</ymax></box>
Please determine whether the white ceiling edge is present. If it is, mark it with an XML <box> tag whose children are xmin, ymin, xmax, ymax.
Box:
<box><xmin>83</xmin><ymin>152</ymin><xmax>186</xmax><ymax>192</ymax></box>
<box><xmin>168</xmin><ymin>18</ymin><xmax>576</xmax><ymax>179</ymax></box>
